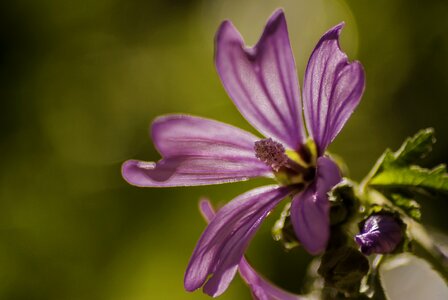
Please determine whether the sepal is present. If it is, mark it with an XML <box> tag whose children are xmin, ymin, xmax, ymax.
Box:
<box><xmin>272</xmin><ymin>203</ymin><xmax>300</xmax><ymax>251</ymax></box>
<box><xmin>328</xmin><ymin>180</ymin><xmax>359</xmax><ymax>226</ymax></box>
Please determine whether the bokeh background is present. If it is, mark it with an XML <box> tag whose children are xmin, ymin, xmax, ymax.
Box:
<box><xmin>1</xmin><ymin>0</ymin><xmax>447</xmax><ymax>299</ymax></box>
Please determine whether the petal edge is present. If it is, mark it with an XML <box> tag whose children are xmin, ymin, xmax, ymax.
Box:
<box><xmin>303</xmin><ymin>23</ymin><xmax>365</xmax><ymax>154</ymax></box>
<box><xmin>185</xmin><ymin>185</ymin><xmax>290</xmax><ymax>296</ymax></box>
<box><xmin>215</xmin><ymin>9</ymin><xmax>305</xmax><ymax>150</ymax></box>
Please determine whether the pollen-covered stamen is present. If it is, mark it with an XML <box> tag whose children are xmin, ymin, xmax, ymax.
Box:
<box><xmin>254</xmin><ymin>138</ymin><xmax>288</xmax><ymax>171</ymax></box>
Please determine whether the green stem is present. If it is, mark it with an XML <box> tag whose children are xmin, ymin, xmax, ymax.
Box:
<box><xmin>363</xmin><ymin>255</ymin><xmax>388</xmax><ymax>300</ymax></box>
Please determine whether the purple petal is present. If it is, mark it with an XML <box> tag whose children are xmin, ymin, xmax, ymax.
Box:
<box><xmin>152</xmin><ymin>114</ymin><xmax>263</xmax><ymax>159</ymax></box>
<box><xmin>239</xmin><ymin>258</ymin><xmax>302</xmax><ymax>300</ymax></box>
<box><xmin>122</xmin><ymin>157</ymin><xmax>270</xmax><ymax>187</ymax></box>
<box><xmin>198</xmin><ymin>198</ymin><xmax>215</xmax><ymax>223</ymax></box>
<box><xmin>215</xmin><ymin>9</ymin><xmax>305</xmax><ymax>150</ymax></box>
<box><xmin>198</xmin><ymin>199</ymin><xmax>302</xmax><ymax>300</ymax></box>
<box><xmin>122</xmin><ymin>115</ymin><xmax>272</xmax><ymax>187</ymax></box>
<box><xmin>355</xmin><ymin>214</ymin><xmax>404</xmax><ymax>255</ymax></box>
<box><xmin>303</xmin><ymin>23</ymin><xmax>365</xmax><ymax>155</ymax></box>
<box><xmin>290</xmin><ymin>157</ymin><xmax>341</xmax><ymax>254</ymax></box>
<box><xmin>185</xmin><ymin>186</ymin><xmax>290</xmax><ymax>297</ymax></box>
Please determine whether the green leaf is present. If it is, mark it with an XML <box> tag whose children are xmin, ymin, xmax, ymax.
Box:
<box><xmin>390</xmin><ymin>128</ymin><xmax>435</xmax><ymax>166</ymax></box>
<box><xmin>370</xmin><ymin>164</ymin><xmax>448</xmax><ymax>194</ymax></box>
<box><xmin>365</xmin><ymin>128</ymin><xmax>448</xmax><ymax>195</ymax></box>
<box><xmin>367</xmin><ymin>128</ymin><xmax>436</xmax><ymax>178</ymax></box>
<box><xmin>388</xmin><ymin>194</ymin><xmax>421</xmax><ymax>221</ymax></box>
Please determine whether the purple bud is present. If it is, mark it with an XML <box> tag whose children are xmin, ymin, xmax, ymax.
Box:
<box><xmin>355</xmin><ymin>214</ymin><xmax>404</xmax><ymax>255</ymax></box>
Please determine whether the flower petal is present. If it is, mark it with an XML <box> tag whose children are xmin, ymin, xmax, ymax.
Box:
<box><xmin>122</xmin><ymin>115</ymin><xmax>272</xmax><ymax>187</ymax></box>
<box><xmin>185</xmin><ymin>186</ymin><xmax>290</xmax><ymax>297</ymax></box>
<box><xmin>215</xmin><ymin>9</ymin><xmax>305</xmax><ymax>150</ymax></box>
<box><xmin>198</xmin><ymin>199</ymin><xmax>302</xmax><ymax>300</ymax></box>
<box><xmin>122</xmin><ymin>156</ymin><xmax>270</xmax><ymax>187</ymax></box>
<box><xmin>239</xmin><ymin>258</ymin><xmax>302</xmax><ymax>300</ymax></box>
<box><xmin>355</xmin><ymin>214</ymin><xmax>404</xmax><ymax>255</ymax></box>
<box><xmin>152</xmin><ymin>114</ymin><xmax>262</xmax><ymax>159</ymax></box>
<box><xmin>303</xmin><ymin>23</ymin><xmax>365</xmax><ymax>155</ymax></box>
<box><xmin>198</xmin><ymin>198</ymin><xmax>215</xmax><ymax>223</ymax></box>
<box><xmin>290</xmin><ymin>157</ymin><xmax>341</xmax><ymax>254</ymax></box>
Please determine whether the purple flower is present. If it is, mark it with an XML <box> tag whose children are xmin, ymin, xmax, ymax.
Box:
<box><xmin>355</xmin><ymin>214</ymin><xmax>404</xmax><ymax>255</ymax></box>
<box><xmin>199</xmin><ymin>199</ymin><xmax>302</xmax><ymax>300</ymax></box>
<box><xmin>122</xmin><ymin>8</ymin><xmax>364</xmax><ymax>297</ymax></box>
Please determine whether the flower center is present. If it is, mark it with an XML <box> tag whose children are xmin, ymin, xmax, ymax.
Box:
<box><xmin>254</xmin><ymin>138</ymin><xmax>288</xmax><ymax>172</ymax></box>
<box><xmin>254</xmin><ymin>138</ymin><xmax>317</xmax><ymax>186</ymax></box>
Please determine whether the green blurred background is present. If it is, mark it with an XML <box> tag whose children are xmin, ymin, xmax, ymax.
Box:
<box><xmin>0</xmin><ymin>0</ymin><xmax>447</xmax><ymax>299</ymax></box>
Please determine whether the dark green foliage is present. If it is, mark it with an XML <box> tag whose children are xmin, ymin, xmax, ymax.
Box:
<box><xmin>318</xmin><ymin>246</ymin><xmax>369</xmax><ymax>295</ymax></box>
<box><xmin>328</xmin><ymin>180</ymin><xmax>359</xmax><ymax>226</ymax></box>
<box><xmin>387</xmin><ymin>128</ymin><xmax>435</xmax><ymax>166</ymax></box>
<box><xmin>272</xmin><ymin>203</ymin><xmax>300</xmax><ymax>251</ymax></box>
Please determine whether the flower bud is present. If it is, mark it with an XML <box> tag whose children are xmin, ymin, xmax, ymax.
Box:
<box><xmin>318</xmin><ymin>246</ymin><xmax>369</xmax><ymax>295</ymax></box>
<box><xmin>355</xmin><ymin>213</ymin><xmax>405</xmax><ymax>255</ymax></box>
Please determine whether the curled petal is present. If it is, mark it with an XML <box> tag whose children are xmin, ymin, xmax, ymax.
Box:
<box><xmin>198</xmin><ymin>199</ymin><xmax>302</xmax><ymax>300</ymax></box>
<box><xmin>303</xmin><ymin>23</ymin><xmax>365</xmax><ymax>155</ymax></box>
<box><xmin>355</xmin><ymin>214</ymin><xmax>404</xmax><ymax>255</ymax></box>
<box><xmin>215</xmin><ymin>9</ymin><xmax>305</xmax><ymax>150</ymax></box>
<box><xmin>122</xmin><ymin>115</ymin><xmax>272</xmax><ymax>187</ymax></box>
<box><xmin>290</xmin><ymin>157</ymin><xmax>341</xmax><ymax>254</ymax></box>
<box><xmin>185</xmin><ymin>186</ymin><xmax>290</xmax><ymax>297</ymax></box>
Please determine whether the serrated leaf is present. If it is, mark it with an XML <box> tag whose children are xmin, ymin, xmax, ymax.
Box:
<box><xmin>370</xmin><ymin>164</ymin><xmax>448</xmax><ymax>194</ymax></box>
<box><xmin>391</xmin><ymin>128</ymin><xmax>435</xmax><ymax>166</ymax></box>
<box><xmin>367</xmin><ymin>128</ymin><xmax>436</xmax><ymax>178</ymax></box>
<box><xmin>365</xmin><ymin>128</ymin><xmax>448</xmax><ymax>195</ymax></box>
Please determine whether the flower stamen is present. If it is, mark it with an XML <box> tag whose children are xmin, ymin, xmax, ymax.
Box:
<box><xmin>254</xmin><ymin>138</ymin><xmax>288</xmax><ymax>172</ymax></box>
<box><xmin>254</xmin><ymin>138</ymin><xmax>309</xmax><ymax>175</ymax></box>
